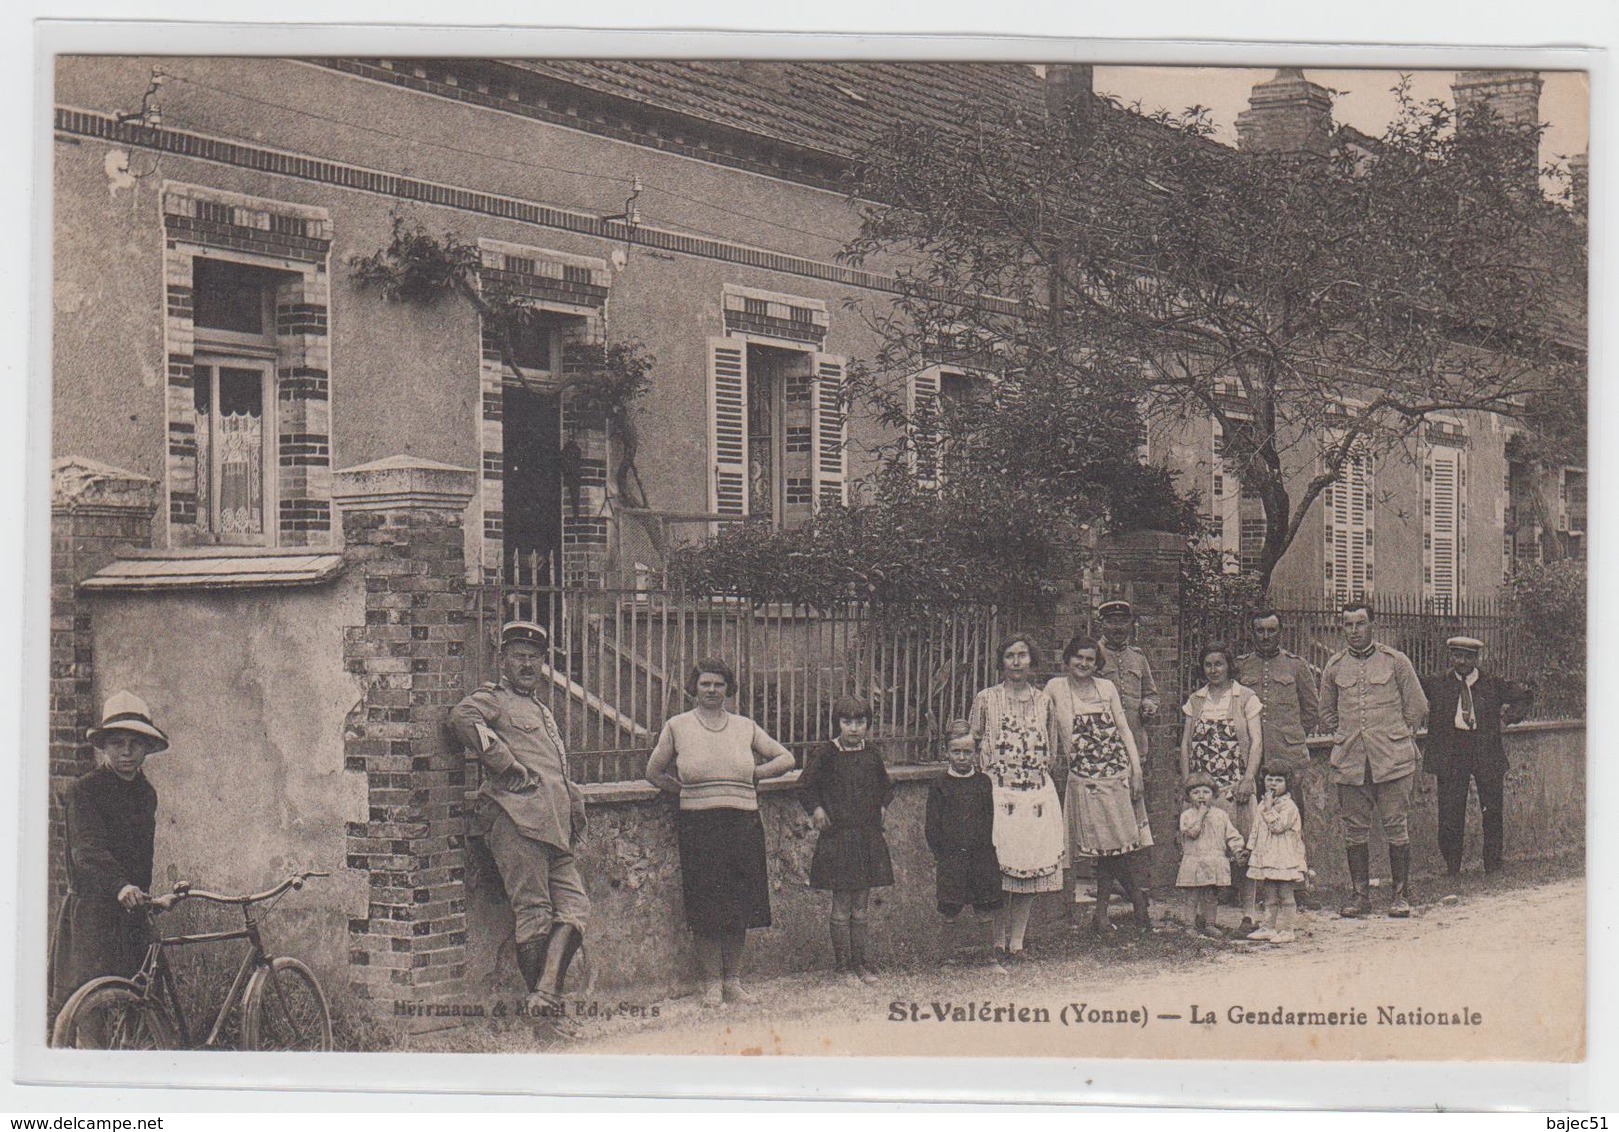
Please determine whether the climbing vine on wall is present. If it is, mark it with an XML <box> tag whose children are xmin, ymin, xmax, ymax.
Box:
<box><xmin>349</xmin><ymin>215</ymin><xmax>653</xmax><ymax>508</ymax></box>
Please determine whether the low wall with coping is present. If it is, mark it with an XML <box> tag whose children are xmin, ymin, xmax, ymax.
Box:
<box><xmin>464</xmin><ymin>720</ymin><xmax>1583</xmax><ymax>1001</ymax></box>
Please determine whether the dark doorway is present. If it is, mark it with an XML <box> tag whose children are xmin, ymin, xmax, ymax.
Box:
<box><xmin>503</xmin><ymin>387</ymin><xmax>563</xmax><ymax>584</ymax></box>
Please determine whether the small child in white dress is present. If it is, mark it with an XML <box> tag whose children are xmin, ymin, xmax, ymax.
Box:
<box><xmin>1246</xmin><ymin>765</ymin><xmax>1308</xmax><ymax>944</ymax></box>
<box><xmin>1175</xmin><ymin>773</ymin><xmax>1245</xmax><ymax>936</ymax></box>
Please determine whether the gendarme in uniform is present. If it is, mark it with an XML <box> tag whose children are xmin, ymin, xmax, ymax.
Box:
<box><xmin>1319</xmin><ymin>624</ymin><xmax>1428</xmax><ymax>918</ymax></box>
<box><xmin>1320</xmin><ymin>641</ymin><xmax>1426</xmax><ymax>788</ymax></box>
<box><xmin>1097</xmin><ymin>601</ymin><xmax>1160</xmax><ymax>758</ymax></box>
<box><xmin>448</xmin><ymin>620</ymin><xmax>589</xmax><ymax>1009</ymax></box>
<box><xmin>1235</xmin><ymin>649</ymin><xmax>1319</xmax><ymax>772</ymax></box>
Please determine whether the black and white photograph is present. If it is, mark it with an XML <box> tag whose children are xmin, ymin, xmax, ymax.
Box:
<box><xmin>27</xmin><ymin>32</ymin><xmax>1590</xmax><ymax>1080</ymax></box>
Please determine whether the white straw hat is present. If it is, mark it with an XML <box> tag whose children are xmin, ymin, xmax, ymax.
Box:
<box><xmin>87</xmin><ymin>691</ymin><xmax>170</xmax><ymax>753</ymax></box>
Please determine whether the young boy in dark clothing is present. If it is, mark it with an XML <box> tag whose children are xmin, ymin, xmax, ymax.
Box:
<box><xmin>925</xmin><ymin>720</ymin><xmax>1004</xmax><ymax>971</ymax></box>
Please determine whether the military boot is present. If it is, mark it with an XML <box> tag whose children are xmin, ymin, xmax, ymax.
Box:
<box><xmin>1387</xmin><ymin>844</ymin><xmax>1413</xmax><ymax>918</ymax></box>
<box><xmin>1340</xmin><ymin>844</ymin><xmax>1373</xmax><ymax>918</ymax></box>
<box><xmin>516</xmin><ymin>935</ymin><xmax>549</xmax><ymax>994</ymax></box>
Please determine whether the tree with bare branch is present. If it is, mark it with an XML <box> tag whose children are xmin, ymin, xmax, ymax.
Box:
<box><xmin>844</xmin><ymin>78</ymin><xmax>1586</xmax><ymax>594</ymax></box>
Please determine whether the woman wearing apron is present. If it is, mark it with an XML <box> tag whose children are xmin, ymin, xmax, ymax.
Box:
<box><xmin>968</xmin><ymin>634</ymin><xmax>1064</xmax><ymax>964</ymax></box>
<box><xmin>1179</xmin><ymin>642</ymin><xmax>1265</xmax><ymax>939</ymax></box>
<box><xmin>1047</xmin><ymin>636</ymin><xmax>1154</xmax><ymax>934</ymax></box>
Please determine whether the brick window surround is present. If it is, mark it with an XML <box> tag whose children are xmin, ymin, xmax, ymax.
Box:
<box><xmin>721</xmin><ymin>284</ymin><xmax>829</xmax><ymax>347</ymax></box>
<box><xmin>474</xmin><ymin>239</ymin><xmax>610</xmax><ymax>585</ymax></box>
<box><xmin>162</xmin><ymin>184</ymin><xmax>333</xmax><ymax>549</ymax></box>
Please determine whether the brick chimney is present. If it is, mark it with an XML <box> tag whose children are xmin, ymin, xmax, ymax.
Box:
<box><xmin>1235</xmin><ymin>68</ymin><xmax>1333</xmax><ymax>156</ymax></box>
<box><xmin>1452</xmin><ymin>70</ymin><xmax>1543</xmax><ymax>195</ymax></box>
<box><xmin>1044</xmin><ymin>63</ymin><xmax>1094</xmax><ymax>122</ymax></box>
<box><xmin>1453</xmin><ymin>70</ymin><xmax>1543</xmax><ymax>130</ymax></box>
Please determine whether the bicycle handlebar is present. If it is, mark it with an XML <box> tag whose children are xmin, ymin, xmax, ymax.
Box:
<box><xmin>149</xmin><ymin>870</ymin><xmax>329</xmax><ymax>911</ymax></box>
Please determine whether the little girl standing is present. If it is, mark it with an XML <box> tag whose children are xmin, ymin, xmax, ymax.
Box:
<box><xmin>1246</xmin><ymin>765</ymin><xmax>1308</xmax><ymax>944</ymax></box>
<box><xmin>799</xmin><ymin>696</ymin><xmax>896</xmax><ymax>984</ymax></box>
<box><xmin>925</xmin><ymin>720</ymin><xmax>1004</xmax><ymax>970</ymax></box>
<box><xmin>1175</xmin><ymin>772</ymin><xmax>1245</xmax><ymax>935</ymax></box>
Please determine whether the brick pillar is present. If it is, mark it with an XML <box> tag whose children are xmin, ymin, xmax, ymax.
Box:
<box><xmin>1096</xmin><ymin>529</ymin><xmax>1191</xmax><ymax>887</ymax></box>
<box><xmin>49</xmin><ymin>458</ymin><xmax>159</xmax><ymax>902</ymax></box>
<box><xmin>332</xmin><ymin>457</ymin><xmax>477</xmax><ymax>1012</ymax></box>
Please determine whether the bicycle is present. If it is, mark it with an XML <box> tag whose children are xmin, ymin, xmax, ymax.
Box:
<box><xmin>51</xmin><ymin>871</ymin><xmax>333</xmax><ymax>1052</ymax></box>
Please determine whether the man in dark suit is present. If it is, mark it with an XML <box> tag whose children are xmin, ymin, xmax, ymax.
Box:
<box><xmin>1421</xmin><ymin>636</ymin><xmax>1532</xmax><ymax>876</ymax></box>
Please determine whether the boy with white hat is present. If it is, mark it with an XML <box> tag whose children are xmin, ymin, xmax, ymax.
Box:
<box><xmin>49</xmin><ymin>692</ymin><xmax>170</xmax><ymax>1014</ymax></box>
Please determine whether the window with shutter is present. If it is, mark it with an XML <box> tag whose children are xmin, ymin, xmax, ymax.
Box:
<box><xmin>707</xmin><ymin>338</ymin><xmax>749</xmax><ymax>526</ymax></box>
<box><xmin>1561</xmin><ymin>467</ymin><xmax>1586</xmax><ymax>535</ymax></box>
<box><xmin>1212</xmin><ymin>420</ymin><xmax>1236</xmax><ymax>559</ymax></box>
<box><xmin>812</xmin><ymin>353</ymin><xmax>847</xmax><ymax>509</ymax></box>
<box><xmin>907</xmin><ymin>365</ymin><xmax>994</xmax><ymax>489</ymax></box>
<box><xmin>1424</xmin><ymin>444</ymin><xmax>1463</xmax><ymax>608</ymax></box>
<box><xmin>907</xmin><ymin>365</ymin><xmax>943</xmax><ymax>489</ymax></box>
<box><xmin>1323</xmin><ymin>437</ymin><xmax>1374</xmax><ymax>602</ymax></box>
<box><xmin>1211</xmin><ymin>416</ymin><xmax>1263</xmax><ymax>571</ymax></box>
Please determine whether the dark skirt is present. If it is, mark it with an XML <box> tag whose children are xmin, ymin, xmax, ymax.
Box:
<box><xmin>809</xmin><ymin>824</ymin><xmax>894</xmax><ymax>892</ymax></box>
<box><xmin>676</xmin><ymin>807</ymin><xmax>772</xmax><ymax>934</ymax></box>
<box><xmin>934</xmin><ymin>846</ymin><xmax>1004</xmax><ymax>912</ymax></box>
<box><xmin>48</xmin><ymin>894</ymin><xmax>150</xmax><ymax>1014</ymax></box>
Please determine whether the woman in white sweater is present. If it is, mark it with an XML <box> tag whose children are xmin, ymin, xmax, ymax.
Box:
<box><xmin>646</xmin><ymin>657</ymin><xmax>795</xmax><ymax>1008</ymax></box>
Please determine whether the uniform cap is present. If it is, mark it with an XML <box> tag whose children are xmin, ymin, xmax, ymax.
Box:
<box><xmin>87</xmin><ymin>691</ymin><xmax>170</xmax><ymax>753</ymax></box>
<box><xmin>1446</xmin><ymin>636</ymin><xmax>1485</xmax><ymax>652</ymax></box>
<box><xmin>1098</xmin><ymin>600</ymin><xmax>1133</xmax><ymax>618</ymax></box>
<box><xmin>500</xmin><ymin>620</ymin><xmax>550</xmax><ymax>649</ymax></box>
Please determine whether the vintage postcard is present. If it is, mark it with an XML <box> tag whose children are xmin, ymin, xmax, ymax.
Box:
<box><xmin>31</xmin><ymin>37</ymin><xmax>1587</xmax><ymax>1078</ymax></box>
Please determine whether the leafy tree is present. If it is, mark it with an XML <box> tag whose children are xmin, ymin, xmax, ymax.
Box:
<box><xmin>665</xmin><ymin>449</ymin><xmax>1193</xmax><ymax>609</ymax></box>
<box><xmin>843</xmin><ymin>75</ymin><xmax>1586</xmax><ymax>595</ymax></box>
<box><xmin>1508</xmin><ymin>558</ymin><xmax>1585</xmax><ymax>715</ymax></box>
<box><xmin>666</xmin><ymin>337</ymin><xmax>1198</xmax><ymax>607</ymax></box>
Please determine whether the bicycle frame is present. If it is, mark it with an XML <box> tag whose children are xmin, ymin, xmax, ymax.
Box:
<box><xmin>136</xmin><ymin>926</ymin><xmax>262</xmax><ymax>1049</ymax></box>
<box><xmin>124</xmin><ymin>872</ymin><xmax>325</xmax><ymax>1049</ymax></box>
<box><xmin>134</xmin><ymin>909</ymin><xmax>270</xmax><ymax>1049</ymax></box>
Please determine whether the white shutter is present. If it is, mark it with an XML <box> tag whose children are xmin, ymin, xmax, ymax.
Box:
<box><xmin>1212</xmin><ymin>419</ymin><xmax>1239</xmax><ymax>566</ymax></box>
<box><xmin>707</xmin><ymin>338</ymin><xmax>749</xmax><ymax>525</ymax></box>
<box><xmin>1425</xmin><ymin>445</ymin><xmax>1463</xmax><ymax>606</ymax></box>
<box><xmin>812</xmin><ymin>353</ymin><xmax>847</xmax><ymax>509</ymax></box>
<box><xmin>907</xmin><ymin>365</ymin><xmax>942</xmax><ymax>489</ymax></box>
<box><xmin>1324</xmin><ymin>438</ymin><xmax>1374</xmax><ymax>602</ymax></box>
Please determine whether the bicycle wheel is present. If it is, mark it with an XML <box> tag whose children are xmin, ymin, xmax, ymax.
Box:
<box><xmin>52</xmin><ymin>977</ymin><xmax>176</xmax><ymax>1050</ymax></box>
<box><xmin>242</xmin><ymin>957</ymin><xmax>332</xmax><ymax>1051</ymax></box>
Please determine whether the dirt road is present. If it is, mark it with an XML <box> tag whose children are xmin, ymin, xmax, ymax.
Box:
<box><xmin>562</xmin><ymin>875</ymin><xmax>1584</xmax><ymax>1061</ymax></box>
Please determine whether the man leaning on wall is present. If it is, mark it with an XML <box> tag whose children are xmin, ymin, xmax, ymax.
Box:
<box><xmin>448</xmin><ymin>620</ymin><xmax>590</xmax><ymax>1030</ymax></box>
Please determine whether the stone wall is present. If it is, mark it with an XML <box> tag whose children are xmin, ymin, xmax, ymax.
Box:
<box><xmin>459</xmin><ymin>721</ymin><xmax>1582</xmax><ymax>1000</ymax></box>
<box><xmin>464</xmin><ymin>767</ymin><xmax>952</xmax><ymax>1003</ymax></box>
<box><xmin>1294</xmin><ymin>721</ymin><xmax>1585</xmax><ymax>887</ymax></box>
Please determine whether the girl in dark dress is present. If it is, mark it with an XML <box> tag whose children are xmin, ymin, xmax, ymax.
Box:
<box><xmin>799</xmin><ymin>697</ymin><xmax>894</xmax><ymax>985</ymax></box>
<box><xmin>49</xmin><ymin>692</ymin><xmax>170</xmax><ymax>1019</ymax></box>
<box><xmin>925</xmin><ymin>720</ymin><xmax>1003</xmax><ymax>969</ymax></box>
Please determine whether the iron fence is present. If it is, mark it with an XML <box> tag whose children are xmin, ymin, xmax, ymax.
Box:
<box><xmin>464</xmin><ymin>564</ymin><xmax>1579</xmax><ymax>784</ymax></box>
<box><xmin>1179</xmin><ymin>590</ymin><xmax>1581</xmax><ymax>723</ymax></box>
